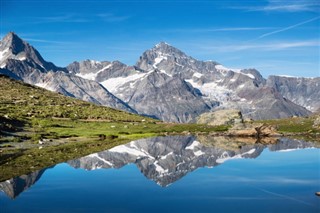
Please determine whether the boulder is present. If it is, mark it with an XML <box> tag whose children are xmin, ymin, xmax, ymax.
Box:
<box><xmin>197</xmin><ymin>109</ymin><xmax>243</xmax><ymax>126</ymax></box>
<box><xmin>228</xmin><ymin>123</ymin><xmax>281</xmax><ymax>137</ymax></box>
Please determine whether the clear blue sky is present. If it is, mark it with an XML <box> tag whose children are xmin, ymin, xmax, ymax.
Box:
<box><xmin>1</xmin><ymin>0</ymin><xmax>319</xmax><ymax>77</ymax></box>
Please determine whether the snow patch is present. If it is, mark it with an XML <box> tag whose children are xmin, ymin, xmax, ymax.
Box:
<box><xmin>88</xmin><ymin>153</ymin><xmax>113</xmax><ymax>167</ymax></box>
<box><xmin>0</xmin><ymin>48</ymin><xmax>9</xmax><ymax>60</ymax></box>
<box><xmin>153</xmin><ymin>55</ymin><xmax>167</xmax><ymax>68</ymax></box>
<box><xmin>241</xmin><ymin>72</ymin><xmax>255</xmax><ymax>79</ymax></box>
<box><xmin>216</xmin><ymin>148</ymin><xmax>256</xmax><ymax>163</ymax></box>
<box><xmin>193</xmin><ymin>72</ymin><xmax>203</xmax><ymax>78</ymax></box>
<box><xmin>277</xmin><ymin>75</ymin><xmax>316</xmax><ymax>79</ymax></box>
<box><xmin>194</xmin><ymin>150</ymin><xmax>205</xmax><ymax>156</ymax></box>
<box><xmin>76</xmin><ymin>64</ymin><xmax>112</xmax><ymax>81</ymax></box>
<box><xmin>159</xmin><ymin>69</ymin><xmax>172</xmax><ymax>77</ymax></box>
<box><xmin>18</xmin><ymin>56</ymin><xmax>26</xmax><ymax>61</ymax></box>
<box><xmin>76</xmin><ymin>72</ymin><xmax>97</xmax><ymax>81</ymax></box>
<box><xmin>186</xmin><ymin>79</ymin><xmax>237</xmax><ymax>104</ymax></box>
<box><xmin>154</xmin><ymin>161</ymin><xmax>168</xmax><ymax>174</ymax></box>
<box><xmin>35</xmin><ymin>82</ymin><xmax>56</xmax><ymax>92</ymax></box>
<box><xmin>90</xmin><ymin>60</ymin><xmax>101</xmax><ymax>66</ymax></box>
<box><xmin>186</xmin><ymin>140</ymin><xmax>201</xmax><ymax>150</ymax></box>
<box><xmin>100</xmin><ymin>72</ymin><xmax>145</xmax><ymax>92</ymax></box>
<box><xmin>109</xmin><ymin>143</ymin><xmax>149</xmax><ymax>157</ymax></box>
<box><xmin>160</xmin><ymin>152</ymin><xmax>173</xmax><ymax>160</ymax></box>
<box><xmin>215</xmin><ymin>64</ymin><xmax>255</xmax><ymax>79</ymax></box>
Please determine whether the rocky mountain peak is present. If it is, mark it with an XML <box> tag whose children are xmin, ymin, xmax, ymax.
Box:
<box><xmin>1</xmin><ymin>32</ymin><xmax>25</xmax><ymax>54</ymax></box>
<box><xmin>1</xmin><ymin>32</ymin><xmax>42</xmax><ymax>62</ymax></box>
<box><xmin>0</xmin><ymin>32</ymin><xmax>66</xmax><ymax>72</ymax></box>
<box><xmin>153</xmin><ymin>41</ymin><xmax>185</xmax><ymax>56</ymax></box>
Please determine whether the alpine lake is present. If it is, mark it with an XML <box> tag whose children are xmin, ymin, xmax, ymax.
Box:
<box><xmin>1</xmin><ymin>135</ymin><xmax>319</xmax><ymax>213</ymax></box>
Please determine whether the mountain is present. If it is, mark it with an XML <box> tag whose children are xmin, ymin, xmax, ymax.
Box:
<box><xmin>71</xmin><ymin>42</ymin><xmax>311</xmax><ymax>121</ymax></box>
<box><xmin>267</xmin><ymin>75</ymin><xmax>320</xmax><ymax>112</ymax></box>
<box><xmin>0</xmin><ymin>32</ymin><xmax>66</xmax><ymax>76</ymax></box>
<box><xmin>0</xmin><ymin>32</ymin><xmax>135</xmax><ymax>113</ymax></box>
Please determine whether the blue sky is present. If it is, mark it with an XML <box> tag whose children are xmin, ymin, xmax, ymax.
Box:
<box><xmin>1</xmin><ymin>0</ymin><xmax>319</xmax><ymax>77</ymax></box>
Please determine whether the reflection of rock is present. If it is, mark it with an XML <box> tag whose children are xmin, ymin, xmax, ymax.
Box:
<box><xmin>0</xmin><ymin>167</ymin><xmax>51</xmax><ymax>199</ymax></box>
<box><xmin>197</xmin><ymin>109</ymin><xmax>243</xmax><ymax>126</ymax></box>
<box><xmin>197</xmin><ymin>135</ymin><xmax>257</xmax><ymax>150</ymax></box>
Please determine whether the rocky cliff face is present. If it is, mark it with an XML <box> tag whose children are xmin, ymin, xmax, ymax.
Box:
<box><xmin>112</xmin><ymin>70</ymin><xmax>213</xmax><ymax>122</ymax></box>
<box><xmin>0</xmin><ymin>32</ymin><xmax>135</xmax><ymax>113</ymax></box>
<box><xmin>267</xmin><ymin>75</ymin><xmax>320</xmax><ymax>112</ymax></box>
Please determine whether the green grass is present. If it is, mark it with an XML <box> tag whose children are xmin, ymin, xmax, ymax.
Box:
<box><xmin>259</xmin><ymin>116</ymin><xmax>319</xmax><ymax>134</ymax></box>
<box><xmin>26</xmin><ymin>118</ymin><xmax>229</xmax><ymax>140</ymax></box>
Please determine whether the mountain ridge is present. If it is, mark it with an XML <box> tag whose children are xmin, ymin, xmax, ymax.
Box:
<box><xmin>1</xmin><ymin>32</ymin><xmax>318</xmax><ymax>123</ymax></box>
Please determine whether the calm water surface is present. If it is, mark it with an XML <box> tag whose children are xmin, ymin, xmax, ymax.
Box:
<box><xmin>1</xmin><ymin>136</ymin><xmax>319</xmax><ymax>212</ymax></box>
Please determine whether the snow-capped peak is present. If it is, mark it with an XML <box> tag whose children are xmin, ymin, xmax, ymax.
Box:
<box><xmin>155</xmin><ymin>41</ymin><xmax>171</xmax><ymax>48</ymax></box>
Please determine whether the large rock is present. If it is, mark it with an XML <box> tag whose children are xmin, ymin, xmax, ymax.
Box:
<box><xmin>228</xmin><ymin>123</ymin><xmax>282</xmax><ymax>137</ymax></box>
<box><xmin>197</xmin><ymin>109</ymin><xmax>243</xmax><ymax>126</ymax></box>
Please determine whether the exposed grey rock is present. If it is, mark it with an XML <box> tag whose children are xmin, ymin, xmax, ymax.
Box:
<box><xmin>237</xmin><ymin>86</ymin><xmax>311</xmax><ymax>119</ymax></box>
<box><xmin>267</xmin><ymin>75</ymin><xmax>320</xmax><ymax>112</ymax></box>
<box><xmin>113</xmin><ymin>70</ymin><xmax>214</xmax><ymax>122</ymax></box>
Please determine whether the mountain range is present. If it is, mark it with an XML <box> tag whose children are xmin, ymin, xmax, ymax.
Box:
<box><xmin>0</xmin><ymin>32</ymin><xmax>318</xmax><ymax>122</ymax></box>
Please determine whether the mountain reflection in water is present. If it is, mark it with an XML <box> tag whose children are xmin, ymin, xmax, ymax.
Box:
<box><xmin>0</xmin><ymin>136</ymin><xmax>318</xmax><ymax>199</ymax></box>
